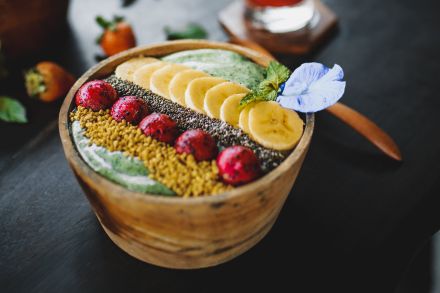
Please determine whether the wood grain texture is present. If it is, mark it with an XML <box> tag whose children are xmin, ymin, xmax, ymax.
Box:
<box><xmin>59</xmin><ymin>40</ymin><xmax>314</xmax><ymax>269</ymax></box>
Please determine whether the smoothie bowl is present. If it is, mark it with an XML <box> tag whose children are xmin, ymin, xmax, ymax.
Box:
<box><xmin>59</xmin><ymin>40</ymin><xmax>314</xmax><ymax>269</ymax></box>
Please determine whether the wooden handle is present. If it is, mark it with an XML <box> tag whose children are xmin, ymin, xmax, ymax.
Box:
<box><xmin>326</xmin><ymin>102</ymin><xmax>402</xmax><ymax>161</ymax></box>
<box><xmin>228</xmin><ymin>37</ymin><xmax>403</xmax><ymax>161</ymax></box>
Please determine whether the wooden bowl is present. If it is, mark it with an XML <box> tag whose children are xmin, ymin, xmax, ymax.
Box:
<box><xmin>59</xmin><ymin>40</ymin><xmax>314</xmax><ymax>269</ymax></box>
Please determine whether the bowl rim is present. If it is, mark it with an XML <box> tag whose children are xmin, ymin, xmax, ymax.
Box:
<box><xmin>59</xmin><ymin>39</ymin><xmax>315</xmax><ymax>205</ymax></box>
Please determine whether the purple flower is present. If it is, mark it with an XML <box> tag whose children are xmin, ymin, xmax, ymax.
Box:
<box><xmin>277</xmin><ymin>63</ymin><xmax>346</xmax><ymax>113</ymax></box>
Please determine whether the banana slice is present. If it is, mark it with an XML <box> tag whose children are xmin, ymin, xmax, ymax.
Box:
<box><xmin>185</xmin><ymin>77</ymin><xmax>225</xmax><ymax>114</ymax></box>
<box><xmin>248</xmin><ymin>101</ymin><xmax>304</xmax><ymax>151</ymax></box>
<box><xmin>115</xmin><ymin>57</ymin><xmax>159</xmax><ymax>82</ymax></box>
<box><xmin>132</xmin><ymin>62</ymin><xmax>167</xmax><ymax>90</ymax></box>
<box><xmin>238</xmin><ymin>103</ymin><xmax>255</xmax><ymax>137</ymax></box>
<box><xmin>220</xmin><ymin>93</ymin><xmax>247</xmax><ymax>127</ymax></box>
<box><xmin>204</xmin><ymin>82</ymin><xmax>249</xmax><ymax>119</ymax></box>
<box><xmin>169</xmin><ymin>69</ymin><xmax>208</xmax><ymax>105</ymax></box>
<box><xmin>150</xmin><ymin>64</ymin><xmax>190</xmax><ymax>99</ymax></box>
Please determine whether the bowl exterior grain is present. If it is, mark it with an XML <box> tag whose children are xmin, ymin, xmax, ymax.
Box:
<box><xmin>59</xmin><ymin>40</ymin><xmax>314</xmax><ymax>269</ymax></box>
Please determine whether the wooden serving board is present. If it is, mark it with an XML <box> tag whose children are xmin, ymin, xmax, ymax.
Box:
<box><xmin>219</xmin><ymin>0</ymin><xmax>338</xmax><ymax>55</ymax></box>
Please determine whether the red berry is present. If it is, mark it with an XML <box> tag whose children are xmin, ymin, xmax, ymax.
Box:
<box><xmin>75</xmin><ymin>80</ymin><xmax>117</xmax><ymax>111</ymax></box>
<box><xmin>110</xmin><ymin>96</ymin><xmax>149</xmax><ymax>124</ymax></box>
<box><xmin>175</xmin><ymin>129</ymin><xmax>218</xmax><ymax>161</ymax></box>
<box><xmin>139</xmin><ymin>113</ymin><xmax>179</xmax><ymax>144</ymax></box>
<box><xmin>216</xmin><ymin>146</ymin><xmax>261</xmax><ymax>186</ymax></box>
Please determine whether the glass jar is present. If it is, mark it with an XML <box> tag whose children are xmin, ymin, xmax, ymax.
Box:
<box><xmin>245</xmin><ymin>0</ymin><xmax>317</xmax><ymax>33</ymax></box>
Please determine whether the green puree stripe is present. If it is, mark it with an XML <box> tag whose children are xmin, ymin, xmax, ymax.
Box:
<box><xmin>71</xmin><ymin>121</ymin><xmax>175</xmax><ymax>196</ymax></box>
<box><xmin>162</xmin><ymin>49</ymin><xmax>265</xmax><ymax>89</ymax></box>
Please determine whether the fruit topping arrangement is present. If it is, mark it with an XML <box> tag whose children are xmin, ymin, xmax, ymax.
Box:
<box><xmin>70</xmin><ymin>76</ymin><xmax>276</xmax><ymax>196</ymax></box>
<box><xmin>112</xmin><ymin>56</ymin><xmax>304</xmax><ymax>152</ymax></box>
<box><xmin>105</xmin><ymin>74</ymin><xmax>286</xmax><ymax>171</ymax></box>
<box><xmin>69</xmin><ymin>49</ymin><xmax>347</xmax><ymax>197</ymax></box>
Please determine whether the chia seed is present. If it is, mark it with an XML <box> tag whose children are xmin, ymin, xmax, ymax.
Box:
<box><xmin>105</xmin><ymin>75</ymin><xmax>287</xmax><ymax>172</ymax></box>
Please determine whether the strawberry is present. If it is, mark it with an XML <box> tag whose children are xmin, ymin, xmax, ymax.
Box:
<box><xmin>110</xmin><ymin>96</ymin><xmax>149</xmax><ymax>124</ymax></box>
<box><xmin>96</xmin><ymin>15</ymin><xmax>136</xmax><ymax>56</ymax></box>
<box><xmin>139</xmin><ymin>113</ymin><xmax>179</xmax><ymax>144</ymax></box>
<box><xmin>175</xmin><ymin>129</ymin><xmax>218</xmax><ymax>161</ymax></box>
<box><xmin>75</xmin><ymin>80</ymin><xmax>118</xmax><ymax>111</ymax></box>
<box><xmin>24</xmin><ymin>61</ymin><xmax>75</xmax><ymax>102</ymax></box>
<box><xmin>216</xmin><ymin>146</ymin><xmax>261</xmax><ymax>186</ymax></box>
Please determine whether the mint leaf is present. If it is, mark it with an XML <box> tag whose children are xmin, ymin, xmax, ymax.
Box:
<box><xmin>266</xmin><ymin>88</ymin><xmax>278</xmax><ymax>101</ymax></box>
<box><xmin>239</xmin><ymin>92</ymin><xmax>258</xmax><ymax>108</ymax></box>
<box><xmin>165</xmin><ymin>23</ymin><xmax>208</xmax><ymax>40</ymax></box>
<box><xmin>239</xmin><ymin>87</ymin><xmax>278</xmax><ymax>108</ymax></box>
<box><xmin>0</xmin><ymin>97</ymin><xmax>27</xmax><ymax>123</ymax></box>
<box><xmin>239</xmin><ymin>61</ymin><xmax>291</xmax><ymax>108</ymax></box>
<box><xmin>266</xmin><ymin>61</ymin><xmax>291</xmax><ymax>87</ymax></box>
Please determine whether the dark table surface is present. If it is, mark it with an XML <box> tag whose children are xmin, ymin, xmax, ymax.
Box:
<box><xmin>1</xmin><ymin>0</ymin><xmax>440</xmax><ymax>292</ymax></box>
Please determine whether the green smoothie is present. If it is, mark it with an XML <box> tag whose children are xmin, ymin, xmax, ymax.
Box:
<box><xmin>162</xmin><ymin>49</ymin><xmax>265</xmax><ymax>89</ymax></box>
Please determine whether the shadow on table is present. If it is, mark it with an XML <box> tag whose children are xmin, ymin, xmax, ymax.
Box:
<box><xmin>395</xmin><ymin>232</ymin><xmax>440</xmax><ymax>293</ymax></box>
<box><xmin>65</xmin><ymin>205</ymin><xmax>401</xmax><ymax>293</ymax></box>
<box><xmin>69</xmin><ymin>223</ymin><xmax>439</xmax><ymax>293</ymax></box>
<box><xmin>310</xmin><ymin>110</ymin><xmax>403</xmax><ymax>173</ymax></box>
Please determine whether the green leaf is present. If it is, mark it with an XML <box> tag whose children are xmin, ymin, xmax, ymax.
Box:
<box><xmin>96</xmin><ymin>15</ymin><xmax>124</xmax><ymax>32</ymax></box>
<box><xmin>95</xmin><ymin>16</ymin><xmax>110</xmax><ymax>29</ymax></box>
<box><xmin>96</xmin><ymin>15</ymin><xmax>126</xmax><ymax>41</ymax></box>
<box><xmin>164</xmin><ymin>23</ymin><xmax>208</xmax><ymax>40</ymax></box>
<box><xmin>239</xmin><ymin>61</ymin><xmax>291</xmax><ymax>108</ymax></box>
<box><xmin>239</xmin><ymin>88</ymin><xmax>278</xmax><ymax>109</ymax></box>
<box><xmin>239</xmin><ymin>92</ymin><xmax>258</xmax><ymax>108</ymax></box>
<box><xmin>266</xmin><ymin>61</ymin><xmax>291</xmax><ymax>87</ymax></box>
<box><xmin>0</xmin><ymin>97</ymin><xmax>27</xmax><ymax>123</ymax></box>
<box><xmin>113</xmin><ymin>15</ymin><xmax>125</xmax><ymax>23</ymax></box>
<box><xmin>266</xmin><ymin>88</ymin><xmax>278</xmax><ymax>101</ymax></box>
